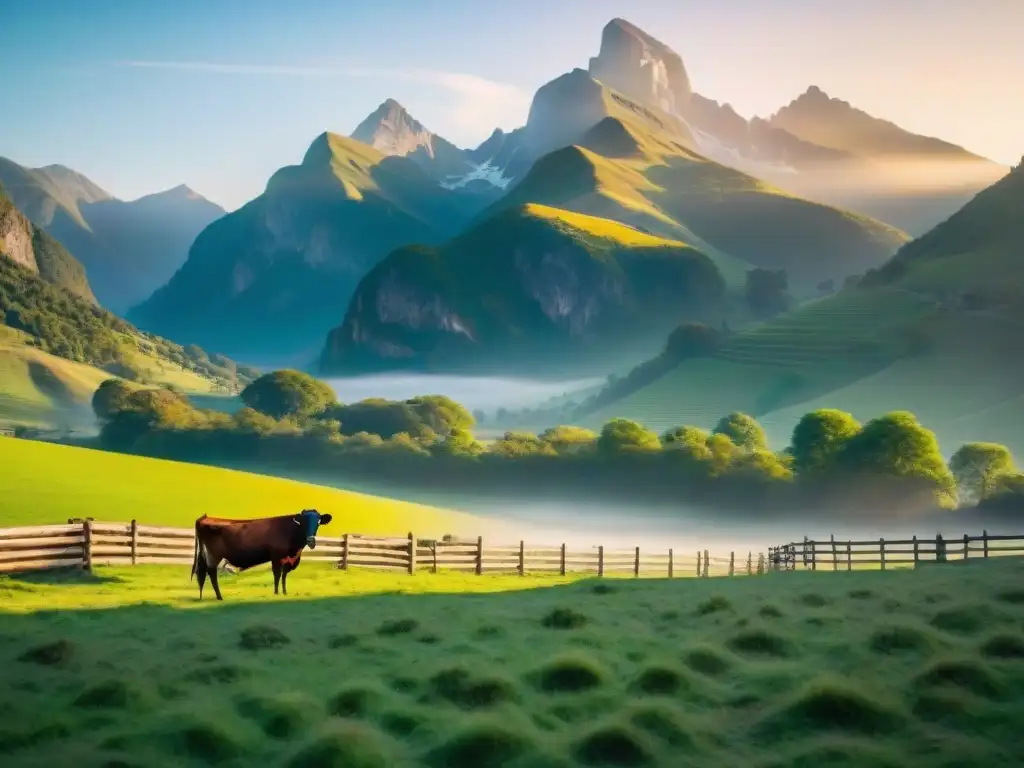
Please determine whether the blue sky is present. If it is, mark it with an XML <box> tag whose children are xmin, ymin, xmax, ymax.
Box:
<box><xmin>2</xmin><ymin>0</ymin><xmax>1020</xmax><ymax>210</ymax></box>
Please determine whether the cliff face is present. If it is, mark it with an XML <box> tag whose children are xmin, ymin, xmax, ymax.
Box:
<box><xmin>320</xmin><ymin>205</ymin><xmax>726</xmax><ymax>375</ymax></box>
<box><xmin>0</xmin><ymin>187</ymin><xmax>95</xmax><ymax>302</ymax></box>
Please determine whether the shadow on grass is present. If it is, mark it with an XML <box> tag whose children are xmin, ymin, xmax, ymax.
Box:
<box><xmin>4</xmin><ymin>569</ymin><xmax>126</xmax><ymax>586</ymax></box>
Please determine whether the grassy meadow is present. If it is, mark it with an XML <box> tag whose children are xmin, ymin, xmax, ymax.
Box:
<box><xmin>3</xmin><ymin>558</ymin><xmax>1024</xmax><ymax>766</ymax></box>
<box><xmin>0</xmin><ymin>438</ymin><xmax>478</xmax><ymax>534</ymax></box>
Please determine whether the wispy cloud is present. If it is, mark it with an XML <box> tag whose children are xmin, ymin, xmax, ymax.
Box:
<box><xmin>118</xmin><ymin>60</ymin><xmax>531</xmax><ymax>138</ymax></box>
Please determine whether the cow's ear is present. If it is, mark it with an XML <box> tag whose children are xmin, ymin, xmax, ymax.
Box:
<box><xmin>319</xmin><ymin>513</ymin><xmax>333</xmax><ymax>526</ymax></box>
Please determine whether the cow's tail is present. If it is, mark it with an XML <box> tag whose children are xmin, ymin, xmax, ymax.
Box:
<box><xmin>191</xmin><ymin>520</ymin><xmax>201</xmax><ymax>581</ymax></box>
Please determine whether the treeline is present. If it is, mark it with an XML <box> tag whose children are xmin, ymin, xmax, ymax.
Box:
<box><xmin>86</xmin><ymin>369</ymin><xmax>1024</xmax><ymax>514</ymax></box>
<box><xmin>0</xmin><ymin>255</ymin><xmax>258</xmax><ymax>391</ymax></box>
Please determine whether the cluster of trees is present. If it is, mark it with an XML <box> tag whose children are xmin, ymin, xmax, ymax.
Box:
<box><xmin>88</xmin><ymin>369</ymin><xmax>1024</xmax><ymax>513</ymax></box>
<box><xmin>0</xmin><ymin>255</ymin><xmax>257</xmax><ymax>391</ymax></box>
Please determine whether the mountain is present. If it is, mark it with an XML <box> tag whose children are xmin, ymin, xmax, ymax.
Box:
<box><xmin>477</xmin><ymin>76</ymin><xmax>909</xmax><ymax>293</ymax></box>
<box><xmin>0</xmin><ymin>183</ymin><xmax>95</xmax><ymax>301</ymax></box>
<box><xmin>320</xmin><ymin>203</ymin><xmax>726</xmax><ymax>375</ymax></box>
<box><xmin>128</xmin><ymin>131</ymin><xmax>477</xmax><ymax>360</ymax></box>
<box><xmin>0</xmin><ymin>157</ymin><xmax>224</xmax><ymax>312</ymax></box>
<box><xmin>577</xmin><ymin>18</ymin><xmax>1009</xmax><ymax>235</ymax></box>
<box><xmin>580</xmin><ymin>162</ymin><xmax>1024</xmax><ymax>459</ymax></box>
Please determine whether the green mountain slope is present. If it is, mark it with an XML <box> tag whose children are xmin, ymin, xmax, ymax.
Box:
<box><xmin>479</xmin><ymin>77</ymin><xmax>909</xmax><ymax>294</ymax></box>
<box><xmin>582</xmin><ymin>163</ymin><xmax>1024</xmax><ymax>457</ymax></box>
<box><xmin>320</xmin><ymin>203</ymin><xmax>727</xmax><ymax>375</ymax></box>
<box><xmin>0</xmin><ymin>157</ymin><xmax>225</xmax><ymax>313</ymax></box>
<box><xmin>0</xmin><ymin>185</ymin><xmax>95</xmax><ymax>301</ymax></box>
<box><xmin>129</xmin><ymin>132</ymin><xmax>476</xmax><ymax>360</ymax></box>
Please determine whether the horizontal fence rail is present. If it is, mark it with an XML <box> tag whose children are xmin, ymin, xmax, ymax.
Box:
<box><xmin>768</xmin><ymin>532</ymin><xmax>1024</xmax><ymax>571</ymax></box>
<box><xmin>0</xmin><ymin>519</ymin><xmax>766</xmax><ymax>579</ymax></box>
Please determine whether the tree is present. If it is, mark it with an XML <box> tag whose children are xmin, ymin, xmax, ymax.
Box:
<box><xmin>663</xmin><ymin>323</ymin><xmax>722</xmax><ymax>361</ymax></box>
<box><xmin>540</xmin><ymin>425</ymin><xmax>598</xmax><ymax>455</ymax></box>
<box><xmin>949</xmin><ymin>442</ymin><xmax>1015</xmax><ymax>504</ymax></box>
<box><xmin>790</xmin><ymin>409</ymin><xmax>861</xmax><ymax>475</ymax></box>
<box><xmin>432</xmin><ymin>427</ymin><xmax>484</xmax><ymax>457</ymax></box>
<box><xmin>597</xmin><ymin>418</ymin><xmax>660</xmax><ymax>456</ymax></box>
<box><xmin>836</xmin><ymin>411</ymin><xmax>955</xmax><ymax>505</ymax></box>
<box><xmin>745</xmin><ymin>268</ymin><xmax>792</xmax><ymax>319</ymax></box>
<box><xmin>407</xmin><ymin>395</ymin><xmax>475</xmax><ymax>434</ymax></box>
<box><xmin>240</xmin><ymin>370</ymin><xmax>336</xmax><ymax>419</ymax></box>
<box><xmin>816</xmin><ymin>279</ymin><xmax>835</xmax><ymax>296</ymax></box>
<box><xmin>713</xmin><ymin>412</ymin><xmax>768</xmax><ymax>452</ymax></box>
<box><xmin>91</xmin><ymin>379</ymin><xmax>134</xmax><ymax>421</ymax></box>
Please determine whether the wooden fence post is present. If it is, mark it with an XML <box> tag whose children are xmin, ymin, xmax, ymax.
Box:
<box><xmin>983</xmin><ymin>530</ymin><xmax>989</xmax><ymax>559</ymax></box>
<box><xmin>728</xmin><ymin>551</ymin><xmax>735</xmax><ymax>576</ymax></box>
<box><xmin>913</xmin><ymin>535</ymin><xmax>919</xmax><ymax>565</ymax></box>
<box><xmin>747</xmin><ymin>552</ymin><xmax>753</xmax><ymax>575</ymax></box>
<box><xmin>341</xmin><ymin>533</ymin><xmax>350</xmax><ymax>570</ymax></box>
<box><xmin>846</xmin><ymin>541</ymin><xmax>852</xmax><ymax>571</ymax></box>
<box><xmin>407</xmin><ymin>532</ymin><xmax>416</xmax><ymax>575</ymax></box>
<box><xmin>130</xmin><ymin>518</ymin><xmax>138</xmax><ymax>566</ymax></box>
<box><xmin>518</xmin><ymin>540</ymin><xmax>525</xmax><ymax>576</ymax></box>
<box><xmin>703</xmin><ymin>549</ymin><xmax>709</xmax><ymax>578</ymax></box>
<box><xmin>475</xmin><ymin>536</ymin><xmax>483</xmax><ymax>575</ymax></box>
<box><xmin>830</xmin><ymin>535</ymin><xmax>838</xmax><ymax>571</ymax></box>
<box><xmin>963</xmin><ymin>533</ymin><xmax>969</xmax><ymax>560</ymax></box>
<box><xmin>560</xmin><ymin>543</ymin><xmax>566</xmax><ymax>576</ymax></box>
<box><xmin>83</xmin><ymin>519</ymin><xmax>92</xmax><ymax>571</ymax></box>
<box><xmin>696</xmin><ymin>551</ymin><xmax>702</xmax><ymax>577</ymax></box>
<box><xmin>598</xmin><ymin>546</ymin><xmax>604</xmax><ymax>577</ymax></box>
<box><xmin>879</xmin><ymin>538</ymin><xmax>886</xmax><ymax>570</ymax></box>
<box><xmin>936</xmin><ymin>533</ymin><xmax>946</xmax><ymax>562</ymax></box>
<box><xmin>810</xmin><ymin>539</ymin><xmax>817</xmax><ymax>571</ymax></box>
<box><xmin>634</xmin><ymin>546</ymin><xmax>640</xmax><ymax>578</ymax></box>
<box><xmin>668</xmin><ymin>548</ymin><xmax>674</xmax><ymax>579</ymax></box>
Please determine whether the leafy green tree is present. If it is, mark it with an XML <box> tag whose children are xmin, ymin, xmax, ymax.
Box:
<box><xmin>407</xmin><ymin>394</ymin><xmax>475</xmax><ymax>433</ymax></box>
<box><xmin>540</xmin><ymin>425</ymin><xmax>598</xmax><ymax>454</ymax></box>
<box><xmin>745</xmin><ymin>268</ymin><xmax>792</xmax><ymax>318</ymax></box>
<box><xmin>949</xmin><ymin>442</ymin><xmax>1015</xmax><ymax>503</ymax></box>
<box><xmin>91</xmin><ymin>379</ymin><xmax>134</xmax><ymax>421</ymax></box>
<box><xmin>713</xmin><ymin>412</ymin><xmax>768</xmax><ymax>452</ymax></box>
<box><xmin>432</xmin><ymin>427</ymin><xmax>484</xmax><ymax>457</ymax></box>
<box><xmin>488</xmin><ymin>431</ymin><xmax>556</xmax><ymax>458</ymax></box>
<box><xmin>790</xmin><ymin>409</ymin><xmax>861</xmax><ymax>474</ymax></box>
<box><xmin>663</xmin><ymin>323</ymin><xmax>722</xmax><ymax>360</ymax></box>
<box><xmin>241</xmin><ymin>370</ymin><xmax>336</xmax><ymax>419</ymax></box>
<box><xmin>836</xmin><ymin>411</ymin><xmax>956</xmax><ymax>505</ymax></box>
<box><xmin>661</xmin><ymin>426</ymin><xmax>712</xmax><ymax>458</ymax></box>
<box><xmin>597</xmin><ymin>418</ymin><xmax>660</xmax><ymax>456</ymax></box>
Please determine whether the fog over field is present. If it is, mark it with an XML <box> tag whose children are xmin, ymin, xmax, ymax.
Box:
<box><xmin>326</xmin><ymin>374</ymin><xmax>603</xmax><ymax>412</ymax></box>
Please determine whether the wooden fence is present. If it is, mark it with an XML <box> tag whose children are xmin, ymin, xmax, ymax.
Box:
<box><xmin>0</xmin><ymin>520</ymin><xmax>766</xmax><ymax>578</ymax></box>
<box><xmin>768</xmin><ymin>531</ymin><xmax>1024</xmax><ymax>571</ymax></box>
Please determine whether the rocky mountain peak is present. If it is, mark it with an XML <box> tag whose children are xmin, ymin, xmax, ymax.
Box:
<box><xmin>351</xmin><ymin>98</ymin><xmax>435</xmax><ymax>158</ymax></box>
<box><xmin>588</xmin><ymin>17</ymin><xmax>692</xmax><ymax>115</ymax></box>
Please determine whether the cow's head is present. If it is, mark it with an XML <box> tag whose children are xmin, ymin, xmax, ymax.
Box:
<box><xmin>294</xmin><ymin>509</ymin><xmax>333</xmax><ymax>549</ymax></box>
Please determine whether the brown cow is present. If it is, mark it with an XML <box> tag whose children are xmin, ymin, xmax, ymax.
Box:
<box><xmin>190</xmin><ymin>509</ymin><xmax>333</xmax><ymax>600</ymax></box>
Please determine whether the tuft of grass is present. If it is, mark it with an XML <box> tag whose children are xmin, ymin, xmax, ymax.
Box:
<box><xmin>376</xmin><ymin>618</ymin><xmax>419</xmax><ymax>636</ymax></box>
<box><xmin>630</xmin><ymin>664</ymin><xmax>691</xmax><ymax>696</ymax></box>
<box><xmin>534</xmin><ymin>653</ymin><xmax>607</xmax><ymax>694</ymax></box>
<box><xmin>869</xmin><ymin>623</ymin><xmax>937</xmax><ymax>655</ymax></box>
<box><xmin>73</xmin><ymin>680</ymin><xmax>137</xmax><ymax>709</ymax></box>
<box><xmin>17</xmin><ymin>639</ymin><xmax>74</xmax><ymax>666</ymax></box>
<box><xmin>848</xmin><ymin>589</ymin><xmax>874</xmax><ymax>600</ymax></box>
<box><xmin>591</xmin><ymin>583</ymin><xmax>616</xmax><ymax>595</ymax></box>
<box><xmin>574</xmin><ymin>722</ymin><xmax>654</xmax><ymax>766</ymax></box>
<box><xmin>327</xmin><ymin>633</ymin><xmax>359</xmax><ymax>649</ymax></box>
<box><xmin>185</xmin><ymin>664</ymin><xmax>248</xmax><ymax>685</ymax></box>
<box><xmin>542</xmin><ymin>607</ymin><xmax>588</xmax><ymax>629</ymax></box>
<box><xmin>757</xmin><ymin>678</ymin><xmax>903</xmax><ymax>739</ymax></box>
<box><xmin>913</xmin><ymin>658</ymin><xmax>1005</xmax><ymax>699</ymax></box>
<box><xmin>928</xmin><ymin>605</ymin><xmax>988</xmax><ymax>634</ymax></box>
<box><xmin>727</xmin><ymin>627</ymin><xmax>794</xmax><ymax>658</ymax></box>
<box><xmin>994</xmin><ymin>588</ymin><xmax>1024</xmax><ymax>604</ymax></box>
<box><xmin>424</xmin><ymin>717</ymin><xmax>539</xmax><ymax>768</ymax></box>
<box><xmin>286</xmin><ymin>721</ymin><xmax>396</xmax><ymax>767</ymax></box>
<box><xmin>425</xmin><ymin>666</ymin><xmax>520</xmax><ymax>709</ymax></box>
<box><xmin>169</xmin><ymin>720</ymin><xmax>245</xmax><ymax>763</ymax></box>
<box><xmin>799</xmin><ymin>593</ymin><xmax>829</xmax><ymax>607</ymax></box>
<box><xmin>627</xmin><ymin>701</ymin><xmax>697</xmax><ymax>748</ymax></box>
<box><xmin>683</xmin><ymin>645</ymin><xmax>734</xmax><ymax>676</ymax></box>
<box><xmin>979</xmin><ymin>632</ymin><xmax>1024</xmax><ymax>659</ymax></box>
<box><xmin>758</xmin><ymin>604</ymin><xmax>783</xmax><ymax>619</ymax></box>
<box><xmin>328</xmin><ymin>682</ymin><xmax>389</xmax><ymax>719</ymax></box>
<box><xmin>236</xmin><ymin>692</ymin><xmax>316</xmax><ymax>739</ymax></box>
<box><xmin>695</xmin><ymin>595</ymin><xmax>732</xmax><ymax>616</ymax></box>
<box><xmin>238</xmin><ymin>625</ymin><xmax>290</xmax><ymax>650</ymax></box>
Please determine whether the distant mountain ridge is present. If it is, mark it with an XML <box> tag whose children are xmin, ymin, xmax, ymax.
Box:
<box><xmin>0</xmin><ymin>157</ymin><xmax>224</xmax><ymax>312</ymax></box>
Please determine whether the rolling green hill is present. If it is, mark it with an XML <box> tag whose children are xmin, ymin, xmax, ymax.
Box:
<box><xmin>129</xmin><ymin>132</ymin><xmax>476</xmax><ymax>359</ymax></box>
<box><xmin>321</xmin><ymin>203</ymin><xmax>727</xmax><ymax>375</ymax></box>
<box><xmin>581</xmin><ymin>164</ymin><xmax>1024</xmax><ymax>457</ymax></box>
<box><xmin>480</xmin><ymin>84</ymin><xmax>909</xmax><ymax>293</ymax></box>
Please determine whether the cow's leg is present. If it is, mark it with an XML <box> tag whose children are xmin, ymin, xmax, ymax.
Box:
<box><xmin>272</xmin><ymin>561</ymin><xmax>282</xmax><ymax>595</ymax></box>
<box><xmin>282</xmin><ymin>566</ymin><xmax>289</xmax><ymax>596</ymax></box>
<box><xmin>206</xmin><ymin>561</ymin><xmax>224</xmax><ymax>601</ymax></box>
<box><xmin>196</xmin><ymin>557</ymin><xmax>208</xmax><ymax>600</ymax></box>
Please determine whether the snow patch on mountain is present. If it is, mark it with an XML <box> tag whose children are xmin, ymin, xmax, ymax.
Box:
<box><xmin>440</xmin><ymin>159</ymin><xmax>513</xmax><ymax>190</ymax></box>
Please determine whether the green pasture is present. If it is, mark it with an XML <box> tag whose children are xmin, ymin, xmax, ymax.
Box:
<box><xmin>3</xmin><ymin>557</ymin><xmax>1024</xmax><ymax>766</ymax></box>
